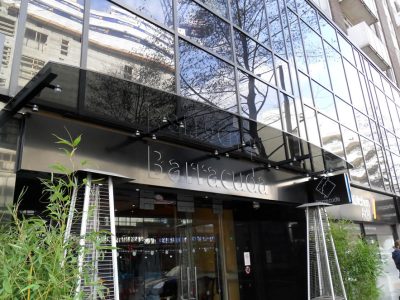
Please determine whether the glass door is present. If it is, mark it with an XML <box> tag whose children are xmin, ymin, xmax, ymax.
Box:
<box><xmin>116</xmin><ymin>193</ymin><xmax>227</xmax><ymax>300</ymax></box>
<box><xmin>177</xmin><ymin>208</ymin><xmax>224</xmax><ymax>300</ymax></box>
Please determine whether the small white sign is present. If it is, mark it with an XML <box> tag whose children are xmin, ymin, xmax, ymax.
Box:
<box><xmin>244</xmin><ymin>252</ymin><xmax>251</xmax><ymax>266</ymax></box>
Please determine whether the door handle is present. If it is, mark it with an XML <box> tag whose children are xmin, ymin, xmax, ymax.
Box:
<box><xmin>187</xmin><ymin>266</ymin><xmax>191</xmax><ymax>299</ymax></box>
<box><xmin>194</xmin><ymin>266</ymin><xmax>198</xmax><ymax>300</ymax></box>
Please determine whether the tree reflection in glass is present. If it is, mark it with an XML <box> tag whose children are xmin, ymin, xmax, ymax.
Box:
<box><xmin>230</xmin><ymin>0</ymin><xmax>270</xmax><ymax>47</ymax></box>
<box><xmin>239</xmin><ymin>70</ymin><xmax>281</xmax><ymax>127</ymax></box>
<box><xmin>117</xmin><ymin>0</ymin><xmax>173</xmax><ymax>27</ymax></box>
<box><xmin>197</xmin><ymin>0</ymin><xmax>228</xmax><ymax>18</ymax></box>
<box><xmin>178</xmin><ymin>0</ymin><xmax>232</xmax><ymax>59</ymax></box>
<box><xmin>234</xmin><ymin>30</ymin><xmax>275</xmax><ymax>85</ymax></box>
<box><xmin>179</xmin><ymin>40</ymin><xmax>237</xmax><ymax>112</ymax></box>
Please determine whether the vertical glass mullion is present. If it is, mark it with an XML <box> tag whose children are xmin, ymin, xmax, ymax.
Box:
<box><xmin>173</xmin><ymin>0</ymin><xmax>180</xmax><ymax>94</ymax></box>
<box><xmin>8</xmin><ymin>0</ymin><xmax>28</xmax><ymax>96</ymax></box>
<box><xmin>80</xmin><ymin>0</ymin><xmax>91</xmax><ymax>69</ymax></box>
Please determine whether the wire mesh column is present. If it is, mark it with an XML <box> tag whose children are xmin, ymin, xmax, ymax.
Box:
<box><xmin>298</xmin><ymin>202</ymin><xmax>347</xmax><ymax>300</ymax></box>
<box><xmin>64</xmin><ymin>170</ymin><xmax>125</xmax><ymax>300</ymax></box>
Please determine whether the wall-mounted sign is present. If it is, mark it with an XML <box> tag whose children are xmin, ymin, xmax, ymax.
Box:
<box><xmin>309</xmin><ymin>174</ymin><xmax>352</xmax><ymax>205</ymax></box>
<box><xmin>326</xmin><ymin>187</ymin><xmax>398</xmax><ymax>223</ymax></box>
<box><xmin>244</xmin><ymin>252</ymin><xmax>251</xmax><ymax>266</ymax></box>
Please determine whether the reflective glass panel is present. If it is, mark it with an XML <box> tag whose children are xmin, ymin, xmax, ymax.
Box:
<box><xmin>392</xmin><ymin>86</ymin><xmax>400</xmax><ymax>105</ymax></box>
<box><xmin>304</xmin><ymin>106</ymin><xmax>320</xmax><ymax>146</ymax></box>
<box><xmin>379</xmin><ymin>97</ymin><xmax>394</xmax><ymax>131</ymax></box>
<box><xmin>387</xmin><ymin>100</ymin><xmax>400</xmax><ymax>132</ymax></box>
<box><xmin>230</xmin><ymin>0</ymin><xmax>269</xmax><ymax>47</ymax></box>
<box><xmin>318</xmin><ymin>114</ymin><xmax>344</xmax><ymax>158</ymax></box>
<box><xmin>298</xmin><ymin>72</ymin><xmax>313</xmax><ymax>106</ymax></box>
<box><xmin>387</xmin><ymin>131</ymin><xmax>398</xmax><ymax>152</ymax></box>
<box><xmin>325</xmin><ymin>43</ymin><xmax>349</xmax><ymax>101</ymax></box>
<box><xmin>354</xmin><ymin>109</ymin><xmax>373</xmax><ymax>140</ymax></box>
<box><xmin>336</xmin><ymin>97</ymin><xmax>356</xmax><ymax>130</ymax></box>
<box><xmin>197</xmin><ymin>0</ymin><xmax>228</xmax><ymax>18</ymax></box>
<box><xmin>280</xmin><ymin>93</ymin><xmax>299</xmax><ymax>136</ymax></box>
<box><xmin>287</xmin><ymin>0</ymin><xmax>296</xmax><ymax>11</ymax></box>
<box><xmin>382</xmin><ymin>78</ymin><xmax>392</xmax><ymax>97</ymax></box>
<box><xmin>341</xmin><ymin>127</ymin><xmax>367</xmax><ymax>185</ymax></box>
<box><xmin>376</xmin><ymin>145</ymin><xmax>391</xmax><ymax>190</ymax></box>
<box><xmin>353</xmin><ymin>49</ymin><xmax>362</xmax><ymax>71</ymax></box>
<box><xmin>18</xmin><ymin>0</ymin><xmax>82</xmax><ymax>88</ymax></box>
<box><xmin>373</xmin><ymin>88</ymin><xmax>385</xmax><ymax>125</ymax></box>
<box><xmin>239</xmin><ymin>71</ymin><xmax>281</xmax><ymax>129</ymax></box>
<box><xmin>0</xmin><ymin>0</ymin><xmax>20</xmax><ymax>92</ymax></box>
<box><xmin>343</xmin><ymin>60</ymin><xmax>363</xmax><ymax>107</ymax></box>
<box><xmin>360</xmin><ymin>137</ymin><xmax>384</xmax><ymax>189</ymax></box>
<box><xmin>392</xmin><ymin>154</ymin><xmax>400</xmax><ymax>193</ymax></box>
<box><xmin>234</xmin><ymin>30</ymin><xmax>275</xmax><ymax>85</ymax></box>
<box><xmin>337</xmin><ymin>34</ymin><xmax>355</xmax><ymax>65</ymax></box>
<box><xmin>312</xmin><ymin>81</ymin><xmax>336</xmax><ymax>119</ymax></box>
<box><xmin>370</xmin><ymin>67</ymin><xmax>383</xmax><ymax>90</ymax></box>
<box><xmin>288</xmin><ymin>11</ymin><xmax>307</xmax><ymax>72</ymax></box>
<box><xmin>358</xmin><ymin>73</ymin><xmax>371</xmax><ymax>114</ymax></box>
<box><xmin>275</xmin><ymin>56</ymin><xmax>292</xmax><ymax>94</ymax></box>
<box><xmin>386</xmin><ymin>151</ymin><xmax>399</xmax><ymax>193</ymax></box>
<box><xmin>301</xmin><ymin>21</ymin><xmax>330</xmax><ymax>88</ymax></box>
<box><xmin>296</xmin><ymin>0</ymin><xmax>319</xmax><ymax>32</ymax></box>
<box><xmin>319</xmin><ymin>16</ymin><xmax>338</xmax><ymax>49</ymax></box>
<box><xmin>87</xmin><ymin>0</ymin><xmax>175</xmax><ymax>91</ymax></box>
<box><xmin>266</xmin><ymin>0</ymin><xmax>286</xmax><ymax>57</ymax></box>
<box><xmin>179</xmin><ymin>40</ymin><xmax>237</xmax><ymax>112</ymax></box>
<box><xmin>370</xmin><ymin>120</ymin><xmax>379</xmax><ymax>142</ymax></box>
<box><xmin>117</xmin><ymin>0</ymin><xmax>173</xmax><ymax>27</ymax></box>
<box><xmin>178</xmin><ymin>0</ymin><xmax>232</xmax><ymax>59</ymax></box>
<box><xmin>280</xmin><ymin>1</ymin><xmax>293</xmax><ymax>60</ymax></box>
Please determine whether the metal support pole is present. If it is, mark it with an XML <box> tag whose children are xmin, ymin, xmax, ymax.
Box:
<box><xmin>318</xmin><ymin>208</ymin><xmax>335</xmax><ymax>298</ymax></box>
<box><xmin>76</xmin><ymin>173</ymin><xmax>92</xmax><ymax>296</ymax></box>
<box><xmin>108</xmin><ymin>176</ymin><xmax>120</xmax><ymax>300</ymax></box>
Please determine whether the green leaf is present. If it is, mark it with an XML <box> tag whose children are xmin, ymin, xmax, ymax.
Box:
<box><xmin>72</xmin><ymin>135</ymin><xmax>82</xmax><ymax>147</ymax></box>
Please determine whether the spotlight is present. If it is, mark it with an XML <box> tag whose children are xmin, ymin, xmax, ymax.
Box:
<box><xmin>252</xmin><ymin>144</ymin><xmax>257</xmax><ymax>149</ymax></box>
<box><xmin>179</xmin><ymin>121</ymin><xmax>185</xmax><ymax>128</ymax></box>
<box><xmin>53</xmin><ymin>84</ymin><xmax>62</xmax><ymax>93</ymax></box>
<box><xmin>214</xmin><ymin>149</ymin><xmax>219</xmax><ymax>156</ymax></box>
<box><xmin>135</xmin><ymin>130</ymin><xmax>140</xmax><ymax>136</ymax></box>
<box><xmin>152</xmin><ymin>134</ymin><xmax>157</xmax><ymax>140</ymax></box>
<box><xmin>162</xmin><ymin>116</ymin><xmax>168</xmax><ymax>123</ymax></box>
<box><xmin>225</xmin><ymin>153</ymin><xmax>229</xmax><ymax>158</ymax></box>
<box><xmin>267</xmin><ymin>163</ymin><xmax>271</xmax><ymax>168</ymax></box>
<box><xmin>252</xmin><ymin>201</ymin><xmax>260</xmax><ymax>210</ymax></box>
<box><xmin>241</xmin><ymin>140</ymin><xmax>246</xmax><ymax>147</ymax></box>
<box><xmin>32</xmin><ymin>104</ymin><xmax>39</xmax><ymax>112</ymax></box>
<box><xmin>275</xmin><ymin>166</ymin><xmax>279</xmax><ymax>170</ymax></box>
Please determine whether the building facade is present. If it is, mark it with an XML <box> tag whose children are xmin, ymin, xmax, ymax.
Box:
<box><xmin>1</xmin><ymin>0</ymin><xmax>400</xmax><ymax>299</ymax></box>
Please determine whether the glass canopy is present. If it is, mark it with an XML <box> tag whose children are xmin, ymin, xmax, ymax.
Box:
<box><xmin>5</xmin><ymin>62</ymin><xmax>352</xmax><ymax>175</ymax></box>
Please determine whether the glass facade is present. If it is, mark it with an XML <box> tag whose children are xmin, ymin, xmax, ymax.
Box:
<box><xmin>1</xmin><ymin>0</ymin><xmax>400</xmax><ymax>195</ymax></box>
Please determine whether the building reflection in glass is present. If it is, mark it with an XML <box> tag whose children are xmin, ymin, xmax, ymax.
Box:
<box><xmin>178</xmin><ymin>0</ymin><xmax>232</xmax><ymax>60</ymax></box>
<box><xmin>18</xmin><ymin>0</ymin><xmax>83</xmax><ymax>88</ymax></box>
<box><xmin>87</xmin><ymin>0</ymin><xmax>175</xmax><ymax>92</ymax></box>
<box><xmin>0</xmin><ymin>0</ymin><xmax>20</xmax><ymax>92</ymax></box>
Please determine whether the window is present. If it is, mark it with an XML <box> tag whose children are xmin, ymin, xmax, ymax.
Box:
<box><xmin>19</xmin><ymin>55</ymin><xmax>45</xmax><ymax>81</ymax></box>
<box><xmin>60</xmin><ymin>39</ymin><xmax>69</xmax><ymax>56</ymax></box>
<box><xmin>24</xmin><ymin>28</ymin><xmax>48</xmax><ymax>51</ymax></box>
<box><xmin>123</xmin><ymin>65</ymin><xmax>133</xmax><ymax>81</ymax></box>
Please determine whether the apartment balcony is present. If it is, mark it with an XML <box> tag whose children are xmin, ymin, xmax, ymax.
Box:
<box><xmin>339</xmin><ymin>0</ymin><xmax>378</xmax><ymax>25</ymax></box>
<box><xmin>348</xmin><ymin>22</ymin><xmax>391</xmax><ymax>71</ymax></box>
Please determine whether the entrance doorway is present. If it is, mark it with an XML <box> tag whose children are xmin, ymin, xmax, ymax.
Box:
<box><xmin>115</xmin><ymin>191</ymin><xmax>231</xmax><ymax>300</ymax></box>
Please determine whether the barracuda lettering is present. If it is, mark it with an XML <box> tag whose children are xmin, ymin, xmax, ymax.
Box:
<box><xmin>147</xmin><ymin>146</ymin><xmax>269</xmax><ymax>196</ymax></box>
